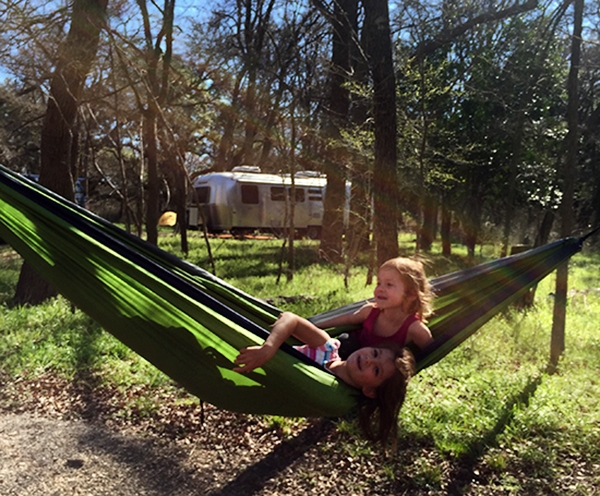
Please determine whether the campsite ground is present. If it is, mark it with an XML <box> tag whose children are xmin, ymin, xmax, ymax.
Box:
<box><xmin>0</xmin><ymin>375</ymin><xmax>413</xmax><ymax>496</ymax></box>
<box><xmin>1</xmin><ymin>368</ymin><xmax>599</xmax><ymax>495</ymax></box>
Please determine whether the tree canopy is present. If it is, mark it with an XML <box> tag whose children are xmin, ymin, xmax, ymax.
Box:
<box><xmin>0</xmin><ymin>0</ymin><xmax>597</xmax><ymax>271</ymax></box>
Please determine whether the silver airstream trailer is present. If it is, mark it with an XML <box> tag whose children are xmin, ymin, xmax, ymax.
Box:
<box><xmin>187</xmin><ymin>166</ymin><xmax>327</xmax><ymax>239</ymax></box>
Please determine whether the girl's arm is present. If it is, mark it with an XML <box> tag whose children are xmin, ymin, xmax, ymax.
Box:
<box><xmin>233</xmin><ymin>312</ymin><xmax>332</xmax><ymax>373</ymax></box>
<box><xmin>406</xmin><ymin>320</ymin><xmax>434</xmax><ymax>350</ymax></box>
<box><xmin>311</xmin><ymin>302</ymin><xmax>375</xmax><ymax>330</ymax></box>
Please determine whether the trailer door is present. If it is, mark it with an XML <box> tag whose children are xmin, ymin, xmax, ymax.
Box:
<box><xmin>269</xmin><ymin>186</ymin><xmax>308</xmax><ymax>229</ymax></box>
<box><xmin>306</xmin><ymin>186</ymin><xmax>324</xmax><ymax>231</ymax></box>
<box><xmin>233</xmin><ymin>183</ymin><xmax>261</xmax><ymax>230</ymax></box>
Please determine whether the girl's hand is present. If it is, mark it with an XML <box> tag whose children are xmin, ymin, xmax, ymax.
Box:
<box><xmin>233</xmin><ymin>344</ymin><xmax>276</xmax><ymax>373</ymax></box>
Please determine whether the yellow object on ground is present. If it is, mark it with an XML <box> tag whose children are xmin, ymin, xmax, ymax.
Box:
<box><xmin>158</xmin><ymin>211</ymin><xmax>177</xmax><ymax>227</ymax></box>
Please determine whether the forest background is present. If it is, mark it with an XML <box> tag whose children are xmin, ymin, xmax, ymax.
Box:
<box><xmin>1</xmin><ymin>0</ymin><xmax>598</xmax><ymax>270</ymax></box>
<box><xmin>0</xmin><ymin>0</ymin><xmax>598</xmax><ymax>361</ymax></box>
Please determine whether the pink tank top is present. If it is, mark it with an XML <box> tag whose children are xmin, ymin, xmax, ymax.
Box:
<box><xmin>358</xmin><ymin>307</ymin><xmax>419</xmax><ymax>347</ymax></box>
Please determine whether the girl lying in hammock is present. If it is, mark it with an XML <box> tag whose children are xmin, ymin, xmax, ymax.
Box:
<box><xmin>234</xmin><ymin>311</ymin><xmax>415</xmax><ymax>444</ymax></box>
<box><xmin>234</xmin><ymin>257</ymin><xmax>434</xmax><ymax>445</ymax></box>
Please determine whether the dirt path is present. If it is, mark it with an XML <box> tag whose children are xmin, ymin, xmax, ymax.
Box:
<box><xmin>0</xmin><ymin>367</ymin><xmax>351</xmax><ymax>496</ymax></box>
<box><xmin>0</xmin><ymin>410</ymin><xmax>354</xmax><ymax>496</ymax></box>
<box><xmin>0</xmin><ymin>412</ymin><xmax>215</xmax><ymax>495</ymax></box>
<box><xmin>0</xmin><ymin>373</ymin><xmax>429</xmax><ymax>495</ymax></box>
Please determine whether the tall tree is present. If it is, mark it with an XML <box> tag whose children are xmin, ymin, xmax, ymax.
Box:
<box><xmin>136</xmin><ymin>0</ymin><xmax>175</xmax><ymax>246</ymax></box>
<box><xmin>13</xmin><ymin>0</ymin><xmax>109</xmax><ymax>306</ymax></box>
<box><xmin>363</xmin><ymin>0</ymin><xmax>399</xmax><ymax>265</ymax></box>
<box><xmin>319</xmin><ymin>0</ymin><xmax>358</xmax><ymax>262</ymax></box>
<box><xmin>239</xmin><ymin>0</ymin><xmax>277</xmax><ymax>166</ymax></box>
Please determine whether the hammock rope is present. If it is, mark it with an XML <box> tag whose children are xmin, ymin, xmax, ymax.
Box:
<box><xmin>0</xmin><ymin>164</ymin><xmax>587</xmax><ymax>416</ymax></box>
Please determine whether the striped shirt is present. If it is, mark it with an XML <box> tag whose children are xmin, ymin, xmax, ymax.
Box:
<box><xmin>294</xmin><ymin>338</ymin><xmax>341</xmax><ymax>367</ymax></box>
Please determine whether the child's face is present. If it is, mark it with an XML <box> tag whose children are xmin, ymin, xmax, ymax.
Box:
<box><xmin>374</xmin><ymin>267</ymin><xmax>411</xmax><ymax>310</ymax></box>
<box><xmin>345</xmin><ymin>347</ymin><xmax>397</xmax><ymax>392</ymax></box>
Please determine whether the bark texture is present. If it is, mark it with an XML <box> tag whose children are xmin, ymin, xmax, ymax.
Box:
<box><xmin>13</xmin><ymin>0</ymin><xmax>108</xmax><ymax>306</ymax></box>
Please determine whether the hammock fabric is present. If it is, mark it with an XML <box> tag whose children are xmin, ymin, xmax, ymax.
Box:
<box><xmin>0</xmin><ymin>165</ymin><xmax>586</xmax><ymax>417</ymax></box>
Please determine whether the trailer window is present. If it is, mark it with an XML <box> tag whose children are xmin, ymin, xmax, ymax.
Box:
<box><xmin>308</xmin><ymin>188</ymin><xmax>323</xmax><ymax>201</ymax></box>
<box><xmin>194</xmin><ymin>186</ymin><xmax>210</xmax><ymax>204</ymax></box>
<box><xmin>270</xmin><ymin>187</ymin><xmax>305</xmax><ymax>203</ymax></box>
<box><xmin>270</xmin><ymin>187</ymin><xmax>286</xmax><ymax>202</ymax></box>
<box><xmin>241</xmin><ymin>185</ymin><xmax>259</xmax><ymax>204</ymax></box>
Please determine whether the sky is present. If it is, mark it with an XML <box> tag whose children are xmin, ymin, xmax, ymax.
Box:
<box><xmin>0</xmin><ymin>0</ymin><xmax>215</xmax><ymax>85</ymax></box>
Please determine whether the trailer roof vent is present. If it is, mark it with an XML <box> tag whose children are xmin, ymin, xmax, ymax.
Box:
<box><xmin>295</xmin><ymin>170</ymin><xmax>324</xmax><ymax>178</ymax></box>
<box><xmin>232</xmin><ymin>165</ymin><xmax>261</xmax><ymax>173</ymax></box>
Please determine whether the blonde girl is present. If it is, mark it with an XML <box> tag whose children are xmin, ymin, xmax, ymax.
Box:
<box><xmin>323</xmin><ymin>257</ymin><xmax>435</xmax><ymax>354</ymax></box>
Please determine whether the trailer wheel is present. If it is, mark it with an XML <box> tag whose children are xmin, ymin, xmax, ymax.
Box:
<box><xmin>307</xmin><ymin>226</ymin><xmax>321</xmax><ymax>240</ymax></box>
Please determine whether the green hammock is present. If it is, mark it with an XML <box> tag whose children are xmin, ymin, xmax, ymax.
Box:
<box><xmin>0</xmin><ymin>165</ymin><xmax>586</xmax><ymax>417</ymax></box>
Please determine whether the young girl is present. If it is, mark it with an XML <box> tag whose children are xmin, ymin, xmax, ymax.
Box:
<box><xmin>234</xmin><ymin>311</ymin><xmax>415</xmax><ymax>445</ymax></box>
<box><xmin>234</xmin><ymin>257</ymin><xmax>433</xmax><ymax>444</ymax></box>
<box><xmin>320</xmin><ymin>257</ymin><xmax>435</xmax><ymax>356</ymax></box>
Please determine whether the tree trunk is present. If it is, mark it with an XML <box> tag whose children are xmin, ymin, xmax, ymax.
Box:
<box><xmin>258</xmin><ymin>77</ymin><xmax>286</xmax><ymax>169</ymax></box>
<box><xmin>143</xmin><ymin>106</ymin><xmax>159</xmax><ymax>245</ymax></box>
<box><xmin>319</xmin><ymin>0</ymin><xmax>357</xmax><ymax>262</ymax></box>
<box><xmin>347</xmin><ymin>11</ymin><xmax>372</xmax><ymax>257</ymax></box>
<box><xmin>138</xmin><ymin>0</ymin><xmax>174</xmax><ymax>246</ymax></box>
<box><xmin>551</xmin><ymin>0</ymin><xmax>582</xmax><ymax>367</ymax></box>
<box><xmin>363</xmin><ymin>0</ymin><xmax>399</xmax><ymax>267</ymax></box>
<box><xmin>320</xmin><ymin>170</ymin><xmax>346</xmax><ymax>262</ymax></box>
<box><xmin>163</xmin><ymin>144</ymin><xmax>189</xmax><ymax>255</ymax></box>
<box><xmin>242</xmin><ymin>66</ymin><xmax>258</xmax><ymax>165</ymax></box>
<box><xmin>534</xmin><ymin>210</ymin><xmax>555</xmax><ymax>248</ymax></box>
<box><xmin>174</xmin><ymin>166</ymin><xmax>189</xmax><ymax>255</ymax></box>
<box><xmin>12</xmin><ymin>0</ymin><xmax>108</xmax><ymax>306</ymax></box>
<box><xmin>441</xmin><ymin>196</ymin><xmax>452</xmax><ymax>255</ymax></box>
<box><xmin>347</xmin><ymin>167</ymin><xmax>371</xmax><ymax>253</ymax></box>
<box><xmin>416</xmin><ymin>59</ymin><xmax>433</xmax><ymax>253</ymax></box>
<box><xmin>463</xmin><ymin>195</ymin><xmax>480</xmax><ymax>259</ymax></box>
<box><xmin>420</xmin><ymin>193</ymin><xmax>436</xmax><ymax>252</ymax></box>
<box><xmin>501</xmin><ymin>113</ymin><xmax>525</xmax><ymax>257</ymax></box>
<box><xmin>215</xmin><ymin>75</ymin><xmax>244</xmax><ymax>171</ymax></box>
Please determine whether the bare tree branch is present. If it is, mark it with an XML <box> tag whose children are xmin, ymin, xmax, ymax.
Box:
<box><xmin>412</xmin><ymin>0</ymin><xmax>539</xmax><ymax>63</ymax></box>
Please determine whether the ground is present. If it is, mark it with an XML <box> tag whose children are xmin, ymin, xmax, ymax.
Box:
<box><xmin>1</xmin><ymin>372</ymin><xmax>595</xmax><ymax>495</ymax></box>
<box><xmin>0</xmin><ymin>372</ymin><xmax>388</xmax><ymax>496</ymax></box>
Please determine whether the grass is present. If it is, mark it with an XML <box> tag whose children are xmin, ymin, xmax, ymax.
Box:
<box><xmin>1</xmin><ymin>232</ymin><xmax>600</xmax><ymax>493</ymax></box>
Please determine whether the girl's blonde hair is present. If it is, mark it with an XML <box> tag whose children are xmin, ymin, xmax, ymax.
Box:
<box><xmin>358</xmin><ymin>346</ymin><xmax>415</xmax><ymax>447</ymax></box>
<box><xmin>379</xmin><ymin>257</ymin><xmax>434</xmax><ymax>321</ymax></box>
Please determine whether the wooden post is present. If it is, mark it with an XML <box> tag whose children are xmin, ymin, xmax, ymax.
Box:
<box><xmin>550</xmin><ymin>0</ymin><xmax>582</xmax><ymax>368</ymax></box>
<box><xmin>550</xmin><ymin>262</ymin><xmax>568</xmax><ymax>365</ymax></box>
